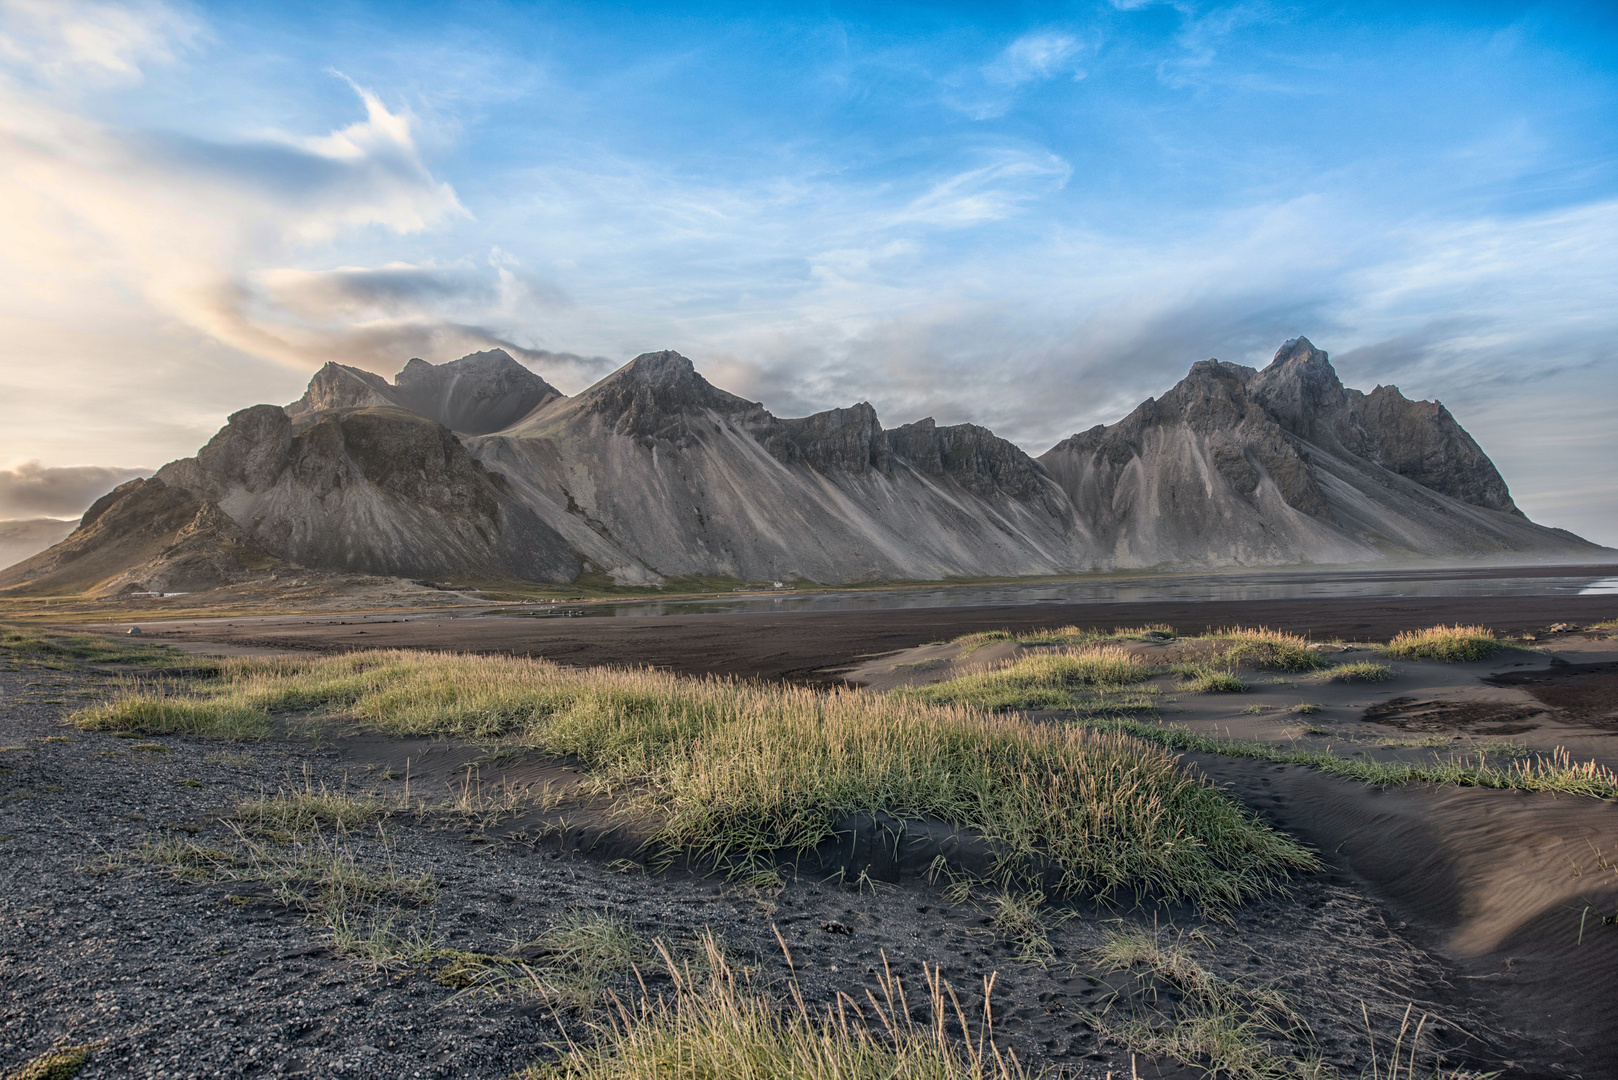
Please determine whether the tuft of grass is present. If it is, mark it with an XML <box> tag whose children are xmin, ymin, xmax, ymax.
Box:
<box><xmin>988</xmin><ymin>888</ymin><xmax>1054</xmax><ymax>964</ymax></box>
<box><xmin>3</xmin><ymin>1042</ymin><xmax>102</xmax><ymax>1080</ymax></box>
<box><xmin>74</xmin><ymin>649</ymin><xmax>1315</xmax><ymax>910</ymax></box>
<box><xmin>1291</xmin><ymin>705</ymin><xmax>1323</xmax><ymax>716</ymax></box>
<box><xmin>0</xmin><ymin>625</ymin><xmax>190</xmax><ymax>668</ymax></box>
<box><xmin>129</xmin><ymin>829</ymin><xmax>435</xmax><ymax>916</ymax></box>
<box><xmin>329</xmin><ymin>907</ymin><xmax>640</xmax><ymax>1008</ymax></box>
<box><xmin>1359</xmin><ymin>1005</ymin><xmax>1491</xmax><ymax>1080</ymax></box>
<box><xmin>518</xmin><ymin>933</ymin><xmax>1028</xmax><ymax>1080</ymax></box>
<box><xmin>950</xmin><ymin>630</ymin><xmax>1015</xmax><ymax>656</ymax></box>
<box><xmin>949</xmin><ymin>624</ymin><xmax>1175</xmax><ymax>650</ymax></box>
<box><xmin>895</xmin><ymin>647</ymin><xmax>1152</xmax><ymax>711</ymax></box>
<box><xmin>1180</xmin><ymin>667</ymin><xmax>1247</xmax><ymax>693</ymax></box>
<box><xmin>1325</xmin><ymin>662</ymin><xmax>1394</xmax><ymax>683</ymax></box>
<box><xmin>1085</xmin><ymin>928</ymin><xmax>1311</xmax><ymax>1080</ymax></box>
<box><xmin>1382</xmin><ymin>625</ymin><xmax>1500</xmax><ymax>664</ymax></box>
<box><xmin>74</xmin><ymin>680</ymin><xmax>272</xmax><ymax>740</ymax></box>
<box><xmin>443</xmin><ymin>768</ymin><xmax>533</xmax><ymax>828</ymax></box>
<box><xmin>477</xmin><ymin>909</ymin><xmax>643</xmax><ymax>1008</ymax></box>
<box><xmin>238</xmin><ymin>779</ymin><xmax>386</xmax><ymax>836</ymax></box>
<box><xmin>1209</xmin><ymin>628</ymin><xmax>1329</xmax><ymax>673</ymax></box>
<box><xmin>1083</xmin><ymin>718</ymin><xmax>1618</xmax><ymax>799</ymax></box>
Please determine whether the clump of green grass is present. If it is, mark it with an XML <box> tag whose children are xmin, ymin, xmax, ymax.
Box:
<box><xmin>895</xmin><ymin>647</ymin><xmax>1152</xmax><ymax>711</ymax></box>
<box><xmin>518</xmin><ymin>934</ymin><xmax>1028</xmax><ymax>1080</ymax></box>
<box><xmin>1180</xmin><ymin>667</ymin><xmax>1247</xmax><ymax>693</ymax></box>
<box><xmin>948</xmin><ymin>624</ymin><xmax>1175</xmax><ymax>651</ymax></box>
<box><xmin>238</xmin><ymin>779</ymin><xmax>386</xmax><ymax>836</ymax></box>
<box><xmin>3</xmin><ymin>1042</ymin><xmax>102</xmax><ymax>1080</ymax></box>
<box><xmin>74</xmin><ymin>680</ymin><xmax>272</xmax><ymax>739</ymax></box>
<box><xmin>0</xmin><ymin>625</ymin><xmax>189</xmax><ymax>669</ymax></box>
<box><xmin>479</xmin><ymin>909</ymin><xmax>643</xmax><ymax>1007</ymax></box>
<box><xmin>1210</xmin><ymin>628</ymin><xmax>1329</xmax><ymax>673</ymax></box>
<box><xmin>1325</xmin><ymin>662</ymin><xmax>1394</xmax><ymax>683</ymax></box>
<box><xmin>987</xmin><ymin>888</ymin><xmax>1055</xmax><ymax>964</ymax></box>
<box><xmin>1292</xmin><ymin>704</ymin><xmax>1323</xmax><ymax>716</ymax></box>
<box><xmin>949</xmin><ymin>630</ymin><xmax>1015</xmax><ymax>656</ymax></box>
<box><xmin>1085</xmin><ymin>928</ymin><xmax>1312</xmax><ymax>1080</ymax></box>
<box><xmin>1084</xmin><ymin>718</ymin><xmax>1618</xmax><ymax>799</ymax></box>
<box><xmin>130</xmin><ymin>829</ymin><xmax>435</xmax><ymax>916</ymax></box>
<box><xmin>1382</xmin><ymin>625</ymin><xmax>1501</xmax><ymax>663</ymax></box>
<box><xmin>331</xmin><ymin>907</ymin><xmax>643</xmax><ymax>1008</ymax></box>
<box><xmin>74</xmin><ymin>649</ymin><xmax>1315</xmax><ymax>910</ymax></box>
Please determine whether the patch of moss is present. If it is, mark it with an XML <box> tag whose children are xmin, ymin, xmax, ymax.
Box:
<box><xmin>4</xmin><ymin>1043</ymin><xmax>99</xmax><ymax>1080</ymax></box>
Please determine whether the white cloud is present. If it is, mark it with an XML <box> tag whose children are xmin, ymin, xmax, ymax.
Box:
<box><xmin>897</xmin><ymin>148</ymin><xmax>1072</xmax><ymax>226</ymax></box>
<box><xmin>0</xmin><ymin>0</ymin><xmax>199</xmax><ymax>83</ymax></box>
<box><xmin>0</xmin><ymin>70</ymin><xmax>470</xmax><ymax>375</ymax></box>
<box><xmin>982</xmin><ymin>32</ymin><xmax>1084</xmax><ymax>87</ymax></box>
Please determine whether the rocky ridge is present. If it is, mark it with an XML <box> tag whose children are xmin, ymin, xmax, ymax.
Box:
<box><xmin>1035</xmin><ymin>338</ymin><xmax>1575</xmax><ymax>568</ymax></box>
<box><xmin>0</xmin><ymin>337</ymin><xmax>1604</xmax><ymax>594</ymax></box>
<box><xmin>288</xmin><ymin>348</ymin><xmax>562</xmax><ymax>436</ymax></box>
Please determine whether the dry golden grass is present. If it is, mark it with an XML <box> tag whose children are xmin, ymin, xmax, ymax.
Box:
<box><xmin>893</xmin><ymin>647</ymin><xmax>1151</xmax><ymax>710</ymax></box>
<box><xmin>1324</xmin><ymin>662</ymin><xmax>1394</xmax><ymax>683</ymax></box>
<box><xmin>1209</xmin><ymin>628</ymin><xmax>1329</xmax><ymax>673</ymax></box>
<box><xmin>71</xmin><ymin>649</ymin><xmax>1315</xmax><ymax>908</ymax></box>
<box><xmin>1382</xmin><ymin>625</ymin><xmax>1501</xmax><ymax>663</ymax></box>
<box><xmin>520</xmin><ymin>934</ymin><xmax>1032</xmax><ymax>1080</ymax></box>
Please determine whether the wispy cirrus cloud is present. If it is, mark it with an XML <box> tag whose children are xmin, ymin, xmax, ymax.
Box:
<box><xmin>943</xmin><ymin>29</ymin><xmax>1092</xmax><ymax>119</ymax></box>
<box><xmin>983</xmin><ymin>31</ymin><xmax>1085</xmax><ymax>86</ymax></box>
<box><xmin>0</xmin><ymin>0</ymin><xmax>200</xmax><ymax>84</ymax></box>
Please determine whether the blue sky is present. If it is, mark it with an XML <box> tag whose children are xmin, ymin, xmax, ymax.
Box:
<box><xmin>1</xmin><ymin>0</ymin><xmax>1615</xmax><ymax>542</ymax></box>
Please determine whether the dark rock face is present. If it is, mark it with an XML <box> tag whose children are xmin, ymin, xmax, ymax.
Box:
<box><xmin>155</xmin><ymin>405</ymin><xmax>579</xmax><ymax>583</ymax></box>
<box><xmin>287</xmin><ymin>350</ymin><xmax>562</xmax><ymax>437</ymax></box>
<box><xmin>390</xmin><ymin>349</ymin><xmax>562</xmax><ymax>435</ymax></box>
<box><xmin>1248</xmin><ymin>337</ymin><xmax>1519</xmax><ymax>515</ymax></box>
<box><xmin>889</xmin><ymin>418</ymin><xmax>1066</xmax><ymax>511</ymax></box>
<box><xmin>0</xmin><ymin>477</ymin><xmax>278</xmax><ymax>595</ymax></box>
<box><xmin>196</xmin><ymin>405</ymin><xmax>294</xmax><ymax>492</ymax></box>
<box><xmin>770</xmin><ymin>404</ymin><xmax>891</xmax><ymax>475</ymax></box>
<box><xmin>1037</xmin><ymin>336</ymin><xmax>1585</xmax><ymax>567</ymax></box>
<box><xmin>286</xmin><ymin>363</ymin><xmax>395</xmax><ymax>420</ymax></box>
<box><xmin>568</xmin><ymin>350</ymin><xmax>769</xmax><ymax>444</ymax></box>
<box><xmin>1051</xmin><ymin>357</ymin><xmax>1332</xmax><ymax>521</ymax></box>
<box><xmin>1346</xmin><ymin>386</ymin><xmax>1520</xmax><ymax>516</ymax></box>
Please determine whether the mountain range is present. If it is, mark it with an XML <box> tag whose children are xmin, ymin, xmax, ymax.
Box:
<box><xmin>1</xmin><ymin>337</ymin><xmax>1603</xmax><ymax>596</ymax></box>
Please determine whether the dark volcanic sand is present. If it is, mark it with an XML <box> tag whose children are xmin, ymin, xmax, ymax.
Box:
<box><xmin>3</xmin><ymin>661</ymin><xmax>1484</xmax><ymax>1080</ymax></box>
<box><xmin>127</xmin><ymin>593</ymin><xmax>1618</xmax><ymax>684</ymax></box>
<box><xmin>25</xmin><ymin>587</ymin><xmax>1618</xmax><ymax>1076</ymax></box>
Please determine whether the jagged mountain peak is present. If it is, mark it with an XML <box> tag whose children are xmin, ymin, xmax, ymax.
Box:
<box><xmin>1250</xmin><ymin>336</ymin><xmax>1348</xmax><ymax>436</ymax></box>
<box><xmin>394</xmin><ymin>348</ymin><xmax>529</xmax><ymax>384</ymax></box>
<box><xmin>538</xmin><ymin>350</ymin><xmax>764</xmax><ymax>440</ymax></box>
<box><xmin>388</xmin><ymin>348</ymin><xmax>561</xmax><ymax>434</ymax></box>
<box><xmin>1269</xmin><ymin>335</ymin><xmax>1327</xmax><ymax>367</ymax></box>
<box><xmin>289</xmin><ymin>362</ymin><xmax>395</xmax><ymax>417</ymax></box>
<box><xmin>288</xmin><ymin>349</ymin><xmax>563</xmax><ymax>436</ymax></box>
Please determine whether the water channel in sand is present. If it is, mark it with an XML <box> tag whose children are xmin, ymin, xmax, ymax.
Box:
<box><xmin>482</xmin><ymin>565</ymin><xmax>1618</xmax><ymax>620</ymax></box>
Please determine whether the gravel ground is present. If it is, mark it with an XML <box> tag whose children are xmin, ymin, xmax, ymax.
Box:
<box><xmin>1</xmin><ymin>657</ymin><xmax>1510</xmax><ymax>1079</ymax></box>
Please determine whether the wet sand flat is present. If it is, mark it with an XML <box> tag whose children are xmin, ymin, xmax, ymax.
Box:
<box><xmin>77</xmin><ymin>592</ymin><xmax>1618</xmax><ymax>683</ymax></box>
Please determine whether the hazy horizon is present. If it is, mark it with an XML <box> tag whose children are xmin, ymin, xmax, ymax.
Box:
<box><xmin>2</xmin><ymin>1</ymin><xmax>1615</xmax><ymax>543</ymax></box>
